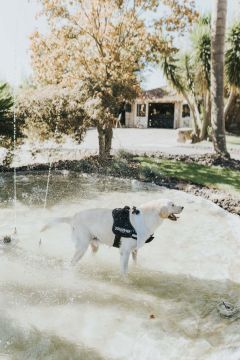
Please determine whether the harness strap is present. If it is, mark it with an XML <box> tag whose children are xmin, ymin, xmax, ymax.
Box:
<box><xmin>113</xmin><ymin>235</ymin><xmax>121</xmax><ymax>248</ymax></box>
<box><xmin>145</xmin><ymin>235</ymin><xmax>154</xmax><ymax>243</ymax></box>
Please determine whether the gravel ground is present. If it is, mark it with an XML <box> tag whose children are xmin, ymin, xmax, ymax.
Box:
<box><xmin>84</xmin><ymin>128</ymin><xmax>240</xmax><ymax>160</ymax></box>
<box><xmin>2</xmin><ymin>129</ymin><xmax>240</xmax><ymax>167</ymax></box>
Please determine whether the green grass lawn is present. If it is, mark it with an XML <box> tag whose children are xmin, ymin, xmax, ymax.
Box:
<box><xmin>138</xmin><ymin>157</ymin><xmax>240</xmax><ymax>196</ymax></box>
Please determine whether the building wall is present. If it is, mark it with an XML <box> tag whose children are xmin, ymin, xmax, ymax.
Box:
<box><xmin>126</xmin><ymin>102</ymin><xmax>133</xmax><ymax>127</ymax></box>
<box><xmin>125</xmin><ymin>105</ymin><xmax>134</xmax><ymax>127</ymax></box>
<box><xmin>133</xmin><ymin>102</ymin><xmax>148</xmax><ymax>128</ymax></box>
<box><xmin>180</xmin><ymin>115</ymin><xmax>192</xmax><ymax>128</ymax></box>
<box><xmin>126</xmin><ymin>100</ymin><xmax>193</xmax><ymax>129</ymax></box>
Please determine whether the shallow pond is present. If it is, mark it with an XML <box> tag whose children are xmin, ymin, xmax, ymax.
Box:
<box><xmin>0</xmin><ymin>172</ymin><xmax>240</xmax><ymax>360</ymax></box>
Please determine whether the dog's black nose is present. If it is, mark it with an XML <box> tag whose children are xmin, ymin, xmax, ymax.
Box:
<box><xmin>181</xmin><ymin>206</ymin><xmax>184</xmax><ymax>210</ymax></box>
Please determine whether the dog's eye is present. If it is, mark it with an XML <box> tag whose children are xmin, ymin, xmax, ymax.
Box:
<box><xmin>172</xmin><ymin>204</ymin><xmax>174</xmax><ymax>207</ymax></box>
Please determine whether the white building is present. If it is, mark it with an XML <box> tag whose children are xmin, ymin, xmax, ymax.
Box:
<box><xmin>124</xmin><ymin>87</ymin><xmax>193</xmax><ymax>129</ymax></box>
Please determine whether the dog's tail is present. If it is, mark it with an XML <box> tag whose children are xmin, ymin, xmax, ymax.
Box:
<box><xmin>41</xmin><ymin>217</ymin><xmax>71</xmax><ymax>233</ymax></box>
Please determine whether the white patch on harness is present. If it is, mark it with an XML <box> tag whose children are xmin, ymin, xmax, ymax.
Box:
<box><xmin>114</xmin><ymin>227</ymin><xmax>132</xmax><ymax>234</ymax></box>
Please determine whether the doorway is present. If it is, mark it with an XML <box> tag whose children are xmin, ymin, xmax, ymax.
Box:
<box><xmin>148</xmin><ymin>103</ymin><xmax>175</xmax><ymax>128</ymax></box>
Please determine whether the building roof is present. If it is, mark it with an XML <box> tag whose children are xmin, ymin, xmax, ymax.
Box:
<box><xmin>137</xmin><ymin>87</ymin><xmax>184</xmax><ymax>102</ymax></box>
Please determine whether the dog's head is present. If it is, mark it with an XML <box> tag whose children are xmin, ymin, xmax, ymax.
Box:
<box><xmin>141</xmin><ymin>199</ymin><xmax>184</xmax><ymax>221</ymax></box>
<box><xmin>158</xmin><ymin>199</ymin><xmax>184</xmax><ymax>221</ymax></box>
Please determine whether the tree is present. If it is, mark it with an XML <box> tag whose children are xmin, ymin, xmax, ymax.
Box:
<box><xmin>162</xmin><ymin>12</ymin><xmax>240</xmax><ymax>145</ymax></box>
<box><xmin>190</xmin><ymin>14</ymin><xmax>211</xmax><ymax>140</ymax></box>
<box><xmin>211</xmin><ymin>0</ymin><xmax>229</xmax><ymax>157</ymax></box>
<box><xmin>160</xmin><ymin>14</ymin><xmax>213</xmax><ymax>141</ymax></box>
<box><xmin>0</xmin><ymin>83</ymin><xmax>14</xmax><ymax>141</ymax></box>
<box><xmin>0</xmin><ymin>83</ymin><xmax>26</xmax><ymax>166</ymax></box>
<box><xmin>225</xmin><ymin>21</ymin><xmax>240</xmax><ymax>124</ymax></box>
<box><xmin>30</xmin><ymin>0</ymin><xmax>197</xmax><ymax>161</ymax></box>
<box><xmin>16</xmin><ymin>85</ymin><xmax>88</xmax><ymax>143</ymax></box>
<box><xmin>161</xmin><ymin>54</ymin><xmax>200</xmax><ymax>138</ymax></box>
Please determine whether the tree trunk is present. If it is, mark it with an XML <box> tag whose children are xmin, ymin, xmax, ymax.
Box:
<box><xmin>192</xmin><ymin>98</ymin><xmax>202</xmax><ymax>130</ymax></box>
<box><xmin>97</xmin><ymin>126</ymin><xmax>106</xmax><ymax>161</ymax></box>
<box><xmin>224</xmin><ymin>87</ymin><xmax>236</xmax><ymax>124</ymax></box>
<box><xmin>200</xmin><ymin>91</ymin><xmax>211</xmax><ymax>140</ymax></box>
<box><xmin>97</xmin><ymin>125</ymin><xmax>113</xmax><ymax>162</ymax></box>
<box><xmin>211</xmin><ymin>0</ymin><xmax>229</xmax><ymax>157</ymax></box>
<box><xmin>105</xmin><ymin>127</ymin><xmax>113</xmax><ymax>158</ymax></box>
<box><xmin>182</xmin><ymin>90</ymin><xmax>200</xmax><ymax>139</ymax></box>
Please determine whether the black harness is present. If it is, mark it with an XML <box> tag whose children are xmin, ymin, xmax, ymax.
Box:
<box><xmin>112</xmin><ymin>206</ymin><xmax>154</xmax><ymax>248</ymax></box>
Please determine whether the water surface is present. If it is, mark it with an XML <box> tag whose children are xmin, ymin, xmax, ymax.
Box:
<box><xmin>0</xmin><ymin>172</ymin><xmax>240</xmax><ymax>360</ymax></box>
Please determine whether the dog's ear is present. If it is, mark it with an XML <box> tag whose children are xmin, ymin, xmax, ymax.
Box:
<box><xmin>159</xmin><ymin>206</ymin><xmax>169</xmax><ymax>219</ymax></box>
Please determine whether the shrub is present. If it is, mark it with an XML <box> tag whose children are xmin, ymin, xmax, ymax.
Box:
<box><xmin>16</xmin><ymin>85</ymin><xmax>90</xmax><ymax>143</ymax></box>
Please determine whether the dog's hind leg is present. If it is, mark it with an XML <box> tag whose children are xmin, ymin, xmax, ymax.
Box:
<box><xmin>71</xmin><ymin>243</ymin><xmax>89</xmax><ymax>266</ymax></box>
<box><xmin>71</xmin><ymin>226</ymin><xmax>91</xmax><ymax>265</ymax></box>
<box><xmin>71</xmin><ymin>228</ymin><xmax>90</xmax><ymax>266</ymax></box>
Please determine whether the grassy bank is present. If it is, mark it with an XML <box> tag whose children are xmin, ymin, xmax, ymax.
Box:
<box><xmin>13</xmin><ymin>151</ymin><xmax>239</xmax><ymax>197</ymax></box>
<box><xmin>138</xmin><ymin>157</ymin><xmax>240</xmax><ymax>197</ymax></box>
<box><xmin>8</xmin><ymin>150</ymin><xmax>240</xmax><ymax>198</ymax></box>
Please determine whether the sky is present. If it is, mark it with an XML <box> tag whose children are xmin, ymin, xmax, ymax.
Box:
<box><xmin>0</xmin><ymin>0</ymin><xmax>239</xmax><ymax>89</ymax></box>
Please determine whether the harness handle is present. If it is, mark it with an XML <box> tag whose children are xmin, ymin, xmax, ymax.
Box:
<box><xmin>132</xmin><ymin>206</ymin><xmax>140</xmax><ymax>215</ymax></box>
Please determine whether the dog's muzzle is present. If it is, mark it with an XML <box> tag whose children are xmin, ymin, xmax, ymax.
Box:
<box><xmin>168</xmin><ymin>214</ymin><xmax>178</xmax><ymax>221</ymax></box>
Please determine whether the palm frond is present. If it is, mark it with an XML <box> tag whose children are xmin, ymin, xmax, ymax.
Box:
<box><xmin>161</xmin><ymin>55</ymin><xmax>184</xmax><ymax>93</ymax></box>
<box><xmin>225</xmin><ymin>22</ymin><xmax>240</xmax><ymax>89</ymax></box>
<box><xmin>198</xmin><ymin>13</ymin><xmax>211</xmax><ymax>26</ymax></box>
<box><xmin>190</xmin><ymin>16</ymin><xmax>211</xmax><ymax>91</ymax></box>
<box><xmin>182</xmin><ymin>53</ymin><xmax>195</xmax><ymax>93</ymax></box>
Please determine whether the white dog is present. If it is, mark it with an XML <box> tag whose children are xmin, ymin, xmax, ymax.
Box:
<box><xmin>41</xmin><ymin>199</ymin><xmax>184</xmax><ymax>274</ymax></box>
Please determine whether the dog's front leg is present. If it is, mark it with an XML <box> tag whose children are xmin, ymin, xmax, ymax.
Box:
<box><xmin>132</xmin><ymin>249</ymin><xmax>138</xmax><ymax>265</ymax></box>
<box><xmin>120</xmin><ymin>248</ymin><xmax>131</xmax><ymax>275</ymax></box>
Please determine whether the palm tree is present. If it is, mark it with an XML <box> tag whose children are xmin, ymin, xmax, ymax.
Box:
<box><xmin>225</xmin><ymin>21</ymin><xmax>240</xmax><ymax>122</ymax></box>
<box><xmin>191</xmin><ymin>15</ymin><xmax>211</xmax><ymax>140</ymax></box>
<box><xmin>161</xmin><ymin>55</ymin><xmax>201</xmax><ymax>138</ymax></box>
<box><xmin>211</xmin><ymin>0</ymin><xmax>229</xmax><ymax>157</ymax></box>
<box><xmin>161</xmin><ymin>15</ymin><xmax>213</xmax><ymax>142</ymax></box>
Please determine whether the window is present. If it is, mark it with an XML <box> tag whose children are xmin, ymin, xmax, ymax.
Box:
<box><xmin>136</xmin><ymin>104</ymin><xmax>146</xmax><ymax>117</ymax></box>
<box><xmin>182</xmin><ymin>104</ymin><xmax>190</xmax><ymax>118</ymax></box>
